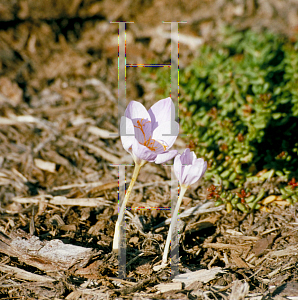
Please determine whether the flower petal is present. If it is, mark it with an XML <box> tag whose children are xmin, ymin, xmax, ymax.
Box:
<box><xmin>154</xmin><ymin>150</ymin><xmax>178</xmax><ymax>164</ymax></box>
<box><xmin>120</xmin><ymin>116</ymin><xmax>136</xmax><ymax>152</ymax></box>
<box><xmin>174</xmin><ymin>154</ymin><xmax>183</xmax><ymax>182</ymax></box>
<box><xmin>152</xmin><ymin>121</ymin><xmax>179</xmax><ymax>149</ymax></box>
<box><xmin>180</xmin><ymin>148</ymin><xmax>192</xmax><ymax>165</ymax></box>
<box><xmin>193</xmin><ymin>159</ymin><xmax>208</xmax><ymax>180</ymax></box>
<box><xmin>133</xmin><ymin>118</ymin><xmax>152</xmax><ymax>145</ymax></box>
<box><xmin>131</xmin><ymin>139</ymin><xmax>157</xmax><ymax>162</ymax></box>
<box><xmin>191</xmin><ymin>151</ymin><xmax>198</xmax><ymax>164</ymax></box>
<box><xmin>180</xmin><ymin>164</ymin><xmax>194</xmax><ymax>185</ymax></box>
<box><xmin>193</xmin><ymin>157</ymin><xmax>206</xmax><ymax>169</ymax></box>
<box><xmin>187</xmin><ymin>162</ymin><xmax>207</xmax><ymax>186</ymax></box>
<box><xmin>174</xmin><ymin>149</ymin><xmax>207</xmax><ymax>186</ymax></box>
<box><xmin>147</xmin><ymin>139</ymin><xmax>167</xmax><ymax>154</ymax></box>
<box><xmin>148</xmin><ymin>97</ymin><xmax>174</xmax><ymax>131</ymax></box>
<box><xmin>202</xmin><ymin>160</ymin><xmax>208</xmax><ymax>176</ymax></box>
<box><xmin>125</xmin><ymin>101</ymin><xmax>151</xmax><ymax>121</ymax></box>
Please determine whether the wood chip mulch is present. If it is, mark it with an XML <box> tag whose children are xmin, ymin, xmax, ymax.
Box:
<box><xmin>1</xmin><ymin>0</ymin><xmax>298</xmax><ymax>299</ymax></box>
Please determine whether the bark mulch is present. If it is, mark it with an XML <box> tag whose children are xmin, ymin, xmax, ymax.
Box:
<box><xmin>1</xmin><ymin>1</ymin><xmax>298</xmax><ymax>299</ymax></box>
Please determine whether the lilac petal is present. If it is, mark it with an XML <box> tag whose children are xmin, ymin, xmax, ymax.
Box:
<box><xmin>133</xmin><ymin>118</ymin><xmax>152</xmax><ymax>145</ymax></box>
<box><xmin>191</xmin><ymin>151</ymin><xmax>198</xmax><ymax>164</ymax></box>
<box><xmin>180</xmin><ymin>164</ymin><xmax>194</xmax><ymax>185</ymax></box>
<box><xmin>185</xmin><ymin>150</ymin><xmax>193</xmax><ymax>164</ymax></box>
<box><xmin>193</xmin><ymin>158</ymin><xmax>205</xmax><ymax>169</ymax></box>
<box><xmin>180</xmin><ymin>148</ymin><xmax>192</xmax><ymax>165</ymax></box>
<box><xmin>174</xmin><ymin>154</ymin><xmax>183</xmax><ymax>182</ymax></box>
<box><xmin>184</xmin><ymin>150</ymin><xmax>197</xmax><ymax>165</ymax></box>
<box><xmin>125</xmin><ymin>101</ymin><xmax>151</xmax><ymax>121</ymax></box>
<box><xmin>152</xmin><ymin>121</ymin><xmax>179</xmax><ymax>149</ymax></box>
<box><xmin>190</xmin><ymin>161</ymin><xmax>208</xmax><ymax>185</ymax></box>
<box><xmin>131</xmin><ymin>139</ymin><xmax>157</xmax><ymax>162</ymax></box>
<box><xmin>148</xmin><ymin>139</ymin><xmax>167</xmax><ymax>154</ymax></box>
<box><xmin>148</xmin><ymin>97</ymin><xmax>174</xmax><ymax>131</ymax></box>
<box><xmin>120</xmin><ymin>116</ymin><xmax>136</xmax><ymax>152</ymax></box>
<box><xmin>154</xmin><ymin>150</ymin><xmax>178</xmax><ymax>164</ymax></box>
<box><xmin>193</xmin><ymin>159</ymin><xmax>208</xmax><ymax>178</ymax></box>
<box><xmin>173</xmin><ymin>149</ymin><xmax>207</xmax><ymax>186</ymax></box>
<box><xmin>188</xmin><ymin>165</ymin><xmax>205</xmax><ymax>185</ymax></box>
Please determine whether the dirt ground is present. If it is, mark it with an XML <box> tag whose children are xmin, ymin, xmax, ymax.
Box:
<box><xmin>1</xmin><ymin>0</ymin><xmax>298</xmax><ymax>299</ymax></box>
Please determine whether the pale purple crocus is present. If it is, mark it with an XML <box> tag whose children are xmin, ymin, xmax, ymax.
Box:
<box><xmin>120</xmin><ymin>97</ymin><xmax>179</xmax><ymax>166</ymax></box>
<box><xmin>174</xmin><ymin>148</ymin><xmax>207</xmax><ymax>188</ymax></box>
<box><xmin>162</xmin><ymin>148</ymin><xmax>207</xmax><ymax>264</ymax></box>
<box><xmin>113</xmin><ymin>97</ymin><xmax>179</xmax><ymax>253</ymax></box>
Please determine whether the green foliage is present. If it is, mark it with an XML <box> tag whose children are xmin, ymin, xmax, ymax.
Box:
<box><xmin>213</xmin><ymin>177</ymin><xmax>298</xmax><ymax>212</ymax></box>
<box><xmin>179</xmin><ymin>28</ymin><xmax>298</xmax><ymax>188</ymax></box>
<box><xmin>142</xmin><ymin>28</ymin><xmax>298</xmax><ymax>193</ymax></box>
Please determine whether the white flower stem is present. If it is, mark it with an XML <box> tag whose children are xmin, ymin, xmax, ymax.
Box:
<box><xmin>162</xmin><ymin>185</ymin><xmax>188</xmax><ymax>265</ymax></box>
<box><xmin>112</xmin><ymin>162</ymin><xmax>142</xmax><ymax>253</ymax></box>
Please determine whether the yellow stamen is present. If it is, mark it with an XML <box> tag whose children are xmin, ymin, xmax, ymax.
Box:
<box><xmin>134</xmin><ymin>119</ymin><xmax>157</xmax><ymax>151</ymax></box>
<box><xmin>133</xmin><ymin>119</ymin><xmax>168</xmax><ymax>152</ymax></box>
<box><xmin>134</xmin><ymin>118</ymin><xmax>150</xmax><ymax>141</ymax></box>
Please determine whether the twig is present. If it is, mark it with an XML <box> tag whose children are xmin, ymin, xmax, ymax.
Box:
<box><xmin>64</xmin><ymin>135</ymin><xmax>120</xmax><ymax>164</ymax></box>
<box><xmin>117</xmin><ymin>276</ymin><xmax>157</xmax><ymax>296</ymax></box>
<box><xmin>0</xmin><ymin>264</ymin><xmax>55</xmax><ymax>282</ymax></box>
<box><xmin>12</xmin><ymin>195</ymin><xmax>113</xmax><ymax>207</ymax></box>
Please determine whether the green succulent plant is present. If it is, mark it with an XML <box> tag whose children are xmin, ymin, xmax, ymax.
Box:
<box><xmin>143</xmin><ymin>27</ymin><xmax>298</xmax><ymax>193</ymax></box>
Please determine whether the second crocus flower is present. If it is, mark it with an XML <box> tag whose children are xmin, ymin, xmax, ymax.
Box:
<box><xmin>174</xmin><ymin>148</ymin><xmax>207</xmax><ymax>188</ymax></box>
<box><xmin>162</xmin><ymin>148</ymin><xmax>207</xmax><ymax>264</ymax></box>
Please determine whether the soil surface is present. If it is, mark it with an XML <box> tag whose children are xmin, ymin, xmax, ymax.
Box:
<box><xmin>0</xmin><ymin>1</ymin><xmax>298</xmax><ymax>299</ymax></box>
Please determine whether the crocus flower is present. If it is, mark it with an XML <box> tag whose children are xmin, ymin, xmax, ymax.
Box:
<box><xmin>113</xmin><ymin>97</ymin><xmax>179</xmax><ymax>253</ymax></box>
<box><xmin>173</xmin><ymin>148</ymin><xmax>207</xmax><ymax>188</ymax></box>
<box><xmin>162</xmin><ymin>148</ymin><xmax>207</xmax><ymax>264</ymax></box>
<box><xmin>120</xmin><ymin>97</ymin><xmax>179</xmax><ymax>166</ymax></box>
